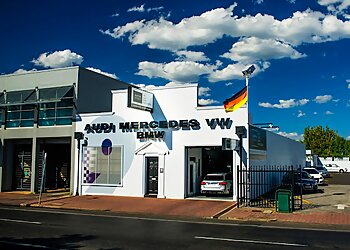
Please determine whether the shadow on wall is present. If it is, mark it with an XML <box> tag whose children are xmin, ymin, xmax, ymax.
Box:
<box><xmin>151</xmin><ymin>97</ymin><xmax>172</xmax><ymax>151</ymax></box>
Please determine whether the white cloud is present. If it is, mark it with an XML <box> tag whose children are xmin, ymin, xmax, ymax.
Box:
<box><xmin>287</xmin><ymin>0</ymin><xmax>296</xmax><ymax>3</ymax></box>
<box><xmin>259</xmin><ymin>98</ymin><xmax>310</xmax><ymax>109</ymax></box>
<box><xmin>13</xmin><ymin>68</ymin><xmax>37</xmax><ymax>74</ymax></box>
<box><xmin>147</xmin><ymin>6</ymin><xmax>164</xmax><ymax>12</ymax></box>
<box><xmin>325</xmin><ymin>110</ymin><xmax>334</xmax><ymax>114</ymax></box>
<box><xmin>134</xmin><ymin>83</ymin><xmax>157</xmax><ymax>89</ymax></box>
<box><xmin>198</xmin><ymin>98</ymin><xmax>219</xmax><ymax>105</ymax></box>
<box><xmin>347</xmin><ymin>79</ymin><xmax>350</xmax><ymax>88</ymax></box>
<box><xmin>256</xmin><ymin>0</ymin><xmax>264</xmax><ymax>4</ymax></box>
<box><xmin>137</xmin><ymin>61</ymin><xmax>214</xmax><ymax>83</ymax></box>
<box><xmin>175</xmin><ymin>50</ymin><xmax>209</xmax><ymax>62</ymax></box>
<box><xmin>318</xmin><ymin>0</ymin><xmax>350</xmax><ymax>15</ymax></box>
<box><xmin>278</xmin><ymin>131</ymin><xmax>304</xmax><ymax>141</ymax></box>
<box><xmin>314</xmin><ymin>111</ymin><xmax>318</xmax><ymax>114</ymax></box>
<box><xmin>221</xmin><ymin>37</ymin><xmax>306</xmax><ymax>63</ymax></box>
<box><xmin>347</xmin><ymin>135</ymin><xmax>350</xmax><ymax>140</ymax></box>
<box><xmin>164</xmin><ymin>81</ymin><xmax>192</xmax><ymax>87</ymax></box>
<box><xmin>112</xmin><ymin>12</ymin><xmax>119</xmax><ymax>17</ymax></box>
<box><xmin>100</xmin><ymin>20</ymin><xmax>145</xmax><ymax>39</ymax></box>
<box><xmin>86</xmin><ymin>67</ymin><xmax>117</xmax><ymax>79</ymax></box>
<box><xmin>128</xmin><ymin>4</ymin><xmax>145</xmax><ymax>12</ymax></box>
<box><xmin>101</xmin><ymin>5</ymin><xmax>350</xmax><ymax>51</ymax></box>
<box><xmin>32</xmin><ymin>49</ymin><xmax>83</xmax><ymax>68</ymax></box>
<box><xmin>314</xmin><ymin>94</ymin><xmax>333</xmax><ymax>103</ymax></box>
<box><xmin>297</xmin><ymin>110</ymin><xmax>306</xmax><ymax>117</ymax></box>
<box><xmin>198</xmin><ymin>87</ymin><xmax>211</xmax><ymax>97</ymax></box>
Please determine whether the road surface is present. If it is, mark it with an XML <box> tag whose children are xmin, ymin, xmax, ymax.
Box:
<box><xmin>0</xmin><ymin>206</ymin><xmax>349</xmax><ymax>249</ymax></box>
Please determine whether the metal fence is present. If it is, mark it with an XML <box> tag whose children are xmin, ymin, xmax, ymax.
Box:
<box><xmin>237</xmin><ymin>165</ymin><xmax>303</xmax><ymax>210</ymax></box>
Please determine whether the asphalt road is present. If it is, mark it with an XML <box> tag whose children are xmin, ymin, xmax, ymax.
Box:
<box><xmin>0</xmin><ymin>206</ymin><xmax>350</xmax><ymax>249</ymax></box>
<box><xmin>327</xmin><ymin>173</ymin><xmax>350</xmax><ymax>185</ymax></box>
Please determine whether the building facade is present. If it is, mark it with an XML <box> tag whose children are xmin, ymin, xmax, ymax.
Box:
<box><xmin>0</xmin><ymin>67</ymin><xmax>130</xmax><ymax>193</ymax></box>
<box><xmin>75</xmin><ymin>84</ymin><xmax>305</xmax><ymax>200</ymax></box>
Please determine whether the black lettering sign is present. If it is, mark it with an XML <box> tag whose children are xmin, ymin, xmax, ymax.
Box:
<box><xmin>159</xmin><ymin>121</ymin><xmax>168</xmax><ymax>128</ymax></box>
<box><xmin>131</xmin><ymin>122</ymin><xmax>139</xmax><ymax>129</ymax></box>
<box><xmin>189</xmin><ymin>119</ymin><xmax>200</xmax><ymax>130</ymax></box>
<box><xmin>85</xmin><ymin>123</ymin><xmax>116</xmax><ymax>134</ymax></box>
<box><xmin>206</xmin><ymin>118</ymin><xmax>232</xmax><ymax>130</ymax></box>
<box><xmin>168</xmin><ymin>120</ymin><xmax>179</xmax><ymax>128</ymax></box>
<box><xmin>137</xmin><ymin>131</ymin><xmax>165</xmax><ymax>139</ymax></box>
<box><xmin>149</xmin><ymin>121</ymin><xmax>158</xmax><ymax>129</ymax></box>
<box><xmin>140</xmin><ymin>122</ymin><xmax>149</xmax><ymax>129</ymax></box>
<box><xmin>179</xmin><ymin>120</ymin><xmax>189</xmax><ymax>128</ymax></box>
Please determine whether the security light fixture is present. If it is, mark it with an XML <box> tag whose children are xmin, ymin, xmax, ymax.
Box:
<box><xmin>242</xmin><ymin>65</ymin><xmax>256</xmax><ymax>77</ymax></box>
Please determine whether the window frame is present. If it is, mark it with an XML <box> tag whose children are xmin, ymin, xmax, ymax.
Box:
<box><xmin>81</xmin><ymin>145</ymin><xmax>124</xmax><ymax>187</ymax></box>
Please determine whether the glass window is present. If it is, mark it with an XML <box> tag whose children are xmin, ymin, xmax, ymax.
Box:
<box><xmin>5</xmin><ymin>104</ymin><xmax>34</xmax><ymax>128</ymax></box>
<box><xmin>0</xmin><ymin>93</ymin><xmax>4</xmax><ymax>105</ymax></box>
<box><xmin>39</xmin><ymin>86</ymin><xmax>74</xmax><ymax>101</ymax></box>
<box><xmin>82</xmin><ymin>146</ymin><xmax>122</xmax><ymax>186</ymax></box>
<box><xmin>6</xmin><ymin>90</ymin><xmax>34</xmax><ymax>105</ymax></box>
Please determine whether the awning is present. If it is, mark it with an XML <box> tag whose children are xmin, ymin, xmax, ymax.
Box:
<box><xmin>0</xmin><ymin>86</ymin><xmax>74</xmax><ymax>107</ymax></box>
<box><xmin>38</xmin><ymin>86</ymin><xmax>74</xmax><ymax>102</ymax></box>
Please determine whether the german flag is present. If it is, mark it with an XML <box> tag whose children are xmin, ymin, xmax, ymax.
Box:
<box><xmin>223</xmin><ymin>86</ymin><xmax>248</xmax><ymax>112</ymax></box>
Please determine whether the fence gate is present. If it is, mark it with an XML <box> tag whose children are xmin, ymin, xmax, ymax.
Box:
<box><xmin>237</xmin><ymin>165</ymin><xmax>303</xmax><ymax>211</ymax></box>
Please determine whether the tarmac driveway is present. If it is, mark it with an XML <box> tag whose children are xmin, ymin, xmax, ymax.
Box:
<box><xmin>301</xmin><ymin>173</ymin><xmax>350</xmax><ymax>213</ymax></box>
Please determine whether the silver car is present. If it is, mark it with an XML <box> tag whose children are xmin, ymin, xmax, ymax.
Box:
<box><xmin>200</xmin><ymin>173</ymin><xmax>233</xmax><ymax>195</ymax></box>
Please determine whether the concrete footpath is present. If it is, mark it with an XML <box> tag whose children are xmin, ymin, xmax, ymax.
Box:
<box><xmin>1</xmin><ymin>192</ymin><xmax>350</xmax><ymax>227</ymax></box>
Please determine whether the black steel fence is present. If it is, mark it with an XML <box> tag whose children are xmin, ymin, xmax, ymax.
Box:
<box><xmin>237</xmin><ymin>165</ymin><xmax>303</xmax><ymax>210</ymax></box>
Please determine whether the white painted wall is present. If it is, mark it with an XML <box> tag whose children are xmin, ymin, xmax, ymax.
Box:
<box><xmin>75</xmin><ymin>84</ymin><xmax>249</xmax><ymax>199</ymax></box>
<box><xmin>249</xmin><ymin>127</ymin><xmax>305</xmax><ymax>198</ymax></box>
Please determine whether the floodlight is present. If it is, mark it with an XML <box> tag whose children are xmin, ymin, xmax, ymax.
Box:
<box><xmin>242</xmin><ymin>65</ymin><xmax>256</xmax><ymax>76</ymax></box>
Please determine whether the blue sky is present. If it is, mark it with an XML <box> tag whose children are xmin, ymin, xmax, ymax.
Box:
<box><xmin>1</xmin><ymin>0</ymin><xmax>349</xmax><ymax>140</ymax></box>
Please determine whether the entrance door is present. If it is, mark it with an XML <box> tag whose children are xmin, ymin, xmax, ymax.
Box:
<box><xmin>146</xmin><ymin>157</ymin><xmax>158</xmax><ymax>196</ymax></box>
<box><xmin>187</xmin><ymin>161</ymin><xmax>198</xmax><ymax>196</ymax></box>
<box><xmin>15</xmin><ymin>151</ymin><xmax>32</xmax><ymax>191</ymax></box>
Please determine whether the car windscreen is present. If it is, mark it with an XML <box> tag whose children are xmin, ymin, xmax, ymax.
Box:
<box><xmin>302</xmin><ymin>172</ymin><xmax>312</xmax><ymax>179</ymax></box>
<box><xmin>204</xmin><ymin>175</ymin><xmax>223</xmax><ymax>181</ymax></box>
<box><xmin>305</xmin><ymin>169</ymin><xmax>319</xmax><ymax>174</ymax></box>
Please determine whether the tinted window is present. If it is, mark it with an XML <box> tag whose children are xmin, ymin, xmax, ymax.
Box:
<box><xmin>305</xmin><ymin>169</ymin><xmax>319</xmax><ymax>174</ymax></box>
<box><xmin>302</xmin><ymin>172</ymin><xmax>312</xmax><ymax>179</ymax></box>
<box><xmin>204</xmin><ymin>175</ymin><xmax>224</xmax><ymax>181</ymax></box>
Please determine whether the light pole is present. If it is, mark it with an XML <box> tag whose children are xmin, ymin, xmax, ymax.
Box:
<box><xmin>242</xmin><ymin>65</ymin><xmax>255</xmax><ymax>112</ymax></box>
<box><xmin>237</xmin><ymin>65</ymin><xmax>255</xmax><ymax>207</ymax></box>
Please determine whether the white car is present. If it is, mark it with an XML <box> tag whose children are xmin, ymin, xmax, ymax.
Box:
<box><xmin>201</xmin><ymin>173</ymin><xmax>233</xmax><ymax>195</ymax></box>
<box><xmin>303</xmin><ymin>168</ymin><xmax>325</xmax><ymax>185</ymax></box>
<box><xmin>325</xmin><ymin>164</ymin><xmax>348</xmax><ymax>173</ymax></box>
<box><xmin>314</xmin><ymin>166</ymin><xmax>330</xmax><ymax>177</ymax></box>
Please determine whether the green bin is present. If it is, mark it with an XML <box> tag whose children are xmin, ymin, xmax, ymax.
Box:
<box><xmin>275</xmin><ymin>189</ymin><xmax>293</xmax><ymax>213</ymax></box>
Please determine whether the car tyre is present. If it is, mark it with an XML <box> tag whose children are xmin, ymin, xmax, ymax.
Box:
<box><xmin>339</xmin><ymin>169</ymin><xmax>344</xmax><ymax>173</ymax></box>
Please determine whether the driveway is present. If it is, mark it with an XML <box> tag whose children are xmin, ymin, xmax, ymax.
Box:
<box><xmin>301</xmin><ymin>173</ymin><xmax>350</xmax><ymax>213</ymax></box>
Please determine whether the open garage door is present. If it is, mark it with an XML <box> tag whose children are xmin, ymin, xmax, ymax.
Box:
<box><xmin>186</xmin><ymin>146</ymin><xmax>233</xmax><ymax>199</ymax></box>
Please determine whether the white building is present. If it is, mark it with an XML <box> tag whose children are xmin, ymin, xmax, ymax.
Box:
<box><xmin>75</xmin><ymin>84</ymin><xmax>305</xmax><ymax>201</ymax></box>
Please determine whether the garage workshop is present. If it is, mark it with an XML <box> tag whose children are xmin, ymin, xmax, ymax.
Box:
<box><xmin>1</xmin><ymin>67</ymin><xmax>305</xmax><ymax>201</ymax></box>
<box><xmin>76</xmin><ymin>82</ymin><xmax>305</xmax><ymax>201</ymax></box>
